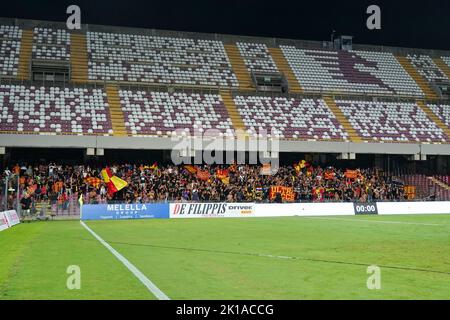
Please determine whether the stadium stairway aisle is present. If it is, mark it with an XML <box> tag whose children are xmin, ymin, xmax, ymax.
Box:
<box><xmin>416</xmin><ymin>100</ymin><xmax>450</xmax><ymax>140</ymax></box>
<box><xmin>267</xmin><ymin>47</ymin><xmax>303</xmax><ymax>93</ymax></box>
<box><xmin>70</xmin><ymin>33</ymin><xmax>89</xmax><ymax>83</ymax></box>
<box><xmin>105</xmin><ymin>84</ymin><xmax>128</xmax><ymax>136</ymax></box>
<box><xmin>223</xmin><ymin>44</ymin><xmax>253</xmax><ymax>90</ymax></box>
<box><xmin>323</xmin><ymin>95</ymin><xmax>362</xmax><ymax>142</ymax></box>
<box><xmin>396</xmin><ymin>56</ymin><xmax>439</xmax><ymax>100</ymax></box>
<box><xmin>429</xmin><ymin>176</ymin><xmax>450</xmax><ymax>192</ymax></box>
<box><xmin>433</xmin><ymin>57</ymin><xmax>450</xmax><ymax>79</ymax></box>
<box><xmin>219</xmin><ymin>90</ymin><xmax>247</xmax><ymax>136</ymax></box>
<box><xmin>17</xmin><ymin>29</ymin><xmax>33</xmax><ymax>80</ymax></box>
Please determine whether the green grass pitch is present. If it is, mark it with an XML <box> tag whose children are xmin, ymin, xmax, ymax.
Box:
<box><xmin>1</xmin><ymin>214</ymin><xmax>450</xmax><ymax>299</ymax></box>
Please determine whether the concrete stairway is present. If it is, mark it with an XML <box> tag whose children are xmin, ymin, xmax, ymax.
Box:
<box><xmin>219</xmin><ymin>90</ymin><xmax>246</xmax><ymax>135</ymax></box>
<box><xmin>428</xmin><ymin>176</ymin><xmax>450</xmax><ymax>191</ymax></box>
<box><xmin>396</xmin><ymin>56</ymin><xmax>439</xmax><ymax>100</ymax></box>
<box><xmin>105</xmin><ymin>85</ymin><xmax>128</xmax><ymax>136</ymax></box>
<box><xmin>416</xmin><ymin>100</ymin><xmax>450</xmax><ymax>140</ymax></box>
<box><xmin>323</xmin><ymin>95</ymin><xmax>362</xmax><ymax>142</ymax></box>
<box><xmin>433</xmin><ymin>57</ymin><xmax>450</xmax><ymax>79</ymax></box>
<box><xmin>70</xmin><ymin>34</ymin><xmax>89</xmax><ymax>83</ymax></box>
<box><xmin>35</xmin><ymin>201</ymin><xmax>52</xmax><ymax>216</ymax></box>
<box><xmin>267</xmin><ymin>47</ymin><xmax>303</xmax><ymax>93</ymax></box>
<box><xmin>224</xmin><ymin>44</ymin><xmax>253</xmax><ymax>90</ymax></box>
<box><xmin>17</xmin><ymin>29</ymin><xmax>33</xmax><ymax>80</ymax></box>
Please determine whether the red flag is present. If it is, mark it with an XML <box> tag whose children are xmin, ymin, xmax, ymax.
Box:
<box><xmin>216</xmin><ymin>169</ymin><xmax>228</xmax><ymax>179</ymax></box>
<box><xmin>196</xmin><ymin>169</ymin><xmax>210</xmax><ymax>181</ymax></box>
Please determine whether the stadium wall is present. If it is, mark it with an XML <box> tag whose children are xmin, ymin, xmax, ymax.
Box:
<box><xmin>5</xmin><ymin>134</ymin><xmax>450</xmax><ymax>155</ymax></box>
<box><xmin>377</xmin><ymin>201</ymin><xmax>450</xmax><ymax>215</ymax></box>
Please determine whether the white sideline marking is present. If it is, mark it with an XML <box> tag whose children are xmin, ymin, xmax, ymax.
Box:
<box><xmin>302</xmin><ymin>216</ymin><xmax>445</xmax><ymax>227</ymax></box>
<box><xmin>80</xmin><ymin>221</ymin><xmax>170</xmax><ymax>300</ymax></box>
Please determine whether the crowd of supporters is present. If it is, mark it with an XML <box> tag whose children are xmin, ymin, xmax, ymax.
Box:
<box><xmin>1</xmin><ymin>161</ymin><xmax>406</xmax><ymax>213</ymax></box>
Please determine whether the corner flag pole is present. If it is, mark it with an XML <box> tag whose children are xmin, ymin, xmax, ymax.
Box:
<box><xmin>78</xmin><ymin>193</ymin><xmax>83</xmax><ymax>220</ymax></box>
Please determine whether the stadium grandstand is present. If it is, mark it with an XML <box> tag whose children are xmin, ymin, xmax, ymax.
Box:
<box><xmin>2</xmin><ymin>17</ymin><xmax>450</xmax><ymax>218</ymax></box>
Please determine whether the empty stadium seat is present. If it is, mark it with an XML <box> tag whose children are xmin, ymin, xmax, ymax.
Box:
<box><xmin>87</xmin><ymin>32</ymin><xmax>239</xmax><ymax>87</ymax></box>
<box><xmin>336</xmin><ymin>99</ymin><xmax>446</xmax><ymax>142</ymax></box>
<box><xmin>236</xmin><ymin>42</ymin><xmax>278</xmax><ymax>73</ymax></box>
<box><xmin>400</xmin><ymin>174</ymin><xmax>450</xmax><ymax>200</ymax></box>
<box><xmin>407</xmin><ymin>54</ymin><xmax>448</xmax><ymax>83</ymax></box>
<box><xmin>0</xmin><ymin>25</ymin><xmax>21</xmax><ymax>77</ymax></box>
<box><xmin>233</xmin><ymin>95</ymin><xmax>349</xmax><ymax>140</ymax></box>
<box><xmin>441</xmin><ymin>56</ymin><xmax>450</xmax><ymax>72</ymax></box>
<box><xmin>281</xmin><ymin>46</ymin><xmax>424</xmax><ymax>97</ymax></box>
<box><xmin>32</xmin><ymin>27</ymin><xmax>71</xmax><ymax>61</ymax></box>
<box><xmin>0</xmin><ymin>84</ymin><xmax>113</xmax><ymax>135</ymax></box>
<box><xmin>119</xmin><ymin>90</ymin><xmax>233</xmax><ymax>136</ymax></box>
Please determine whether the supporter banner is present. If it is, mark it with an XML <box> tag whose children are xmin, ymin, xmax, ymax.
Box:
<box><xmin>269</xmin><ymin>186</ymin><xmax>295</xmax><ymax>201</ymax></box>
<box><xmin>170</xmin><ymin>203</ymin><xmax>255</xmax><ymax>218</ymax></box>
<box><xmin>81</xmin><ymin>203</ymin><xmax>169</xmax><ymax>220</ymax></box>
<box><xmin>260</xmin><ymin>164</ymin><xmax>272</xmax><ymax>175</ymax></box>
<box><xmin>344</xmin><ymin>169</ymin><xmax>359</xmax><ymax>179</ymax></box>
<box><xmin>353</xmin><ymin>203</ymin><xmax>378</xmax><ymax>215</ymax></box>
<box><xmin>403</xmin><ymin>185</ymin><xmax>416</xmax><ymax>200</ymax></box>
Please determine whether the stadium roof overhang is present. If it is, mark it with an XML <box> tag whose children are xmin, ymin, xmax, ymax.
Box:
<box><xmin>1</xmin><ymin>134</ymin><xmax>449</xmax><ymax>156</ymax></box>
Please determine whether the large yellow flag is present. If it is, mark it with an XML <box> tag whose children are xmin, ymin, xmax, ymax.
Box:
<box><xmin>110</xmin><ymin>175</ymin><xmax>128</xmax><ymax>192</ymax></box>
<box><xmin>101</xmin><ymin>168</ymin><xmax>111</xmax><ymax>183</ymax></box>
<box><xmin>221</xmin><ymin>177</ymin><xmax>230</xmax><ymax>185</ymax></box>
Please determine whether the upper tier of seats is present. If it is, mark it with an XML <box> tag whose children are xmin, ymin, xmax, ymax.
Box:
<box><xmin>0</xmin><ymin>84</ymin><xmax>112</xmax><ymax>135</ymax></box>
<box><xmin>118</xmin><ymin>90</ymin><xmax>233</xmax><ymax>136</ymax></box>
<box><xmin>442</xmin><ymin>56</ymin><xmax>450</xmax><ymax>69</ymax></box>
<box><xmin>0</xmin><ymin>25</ymin><xmax>21</xmax><ymax>77</ymax></box>
<box><xmin>233</xmin><ymin>95</ymin><xmax>349</xmax><ymax>140</ymax></box>
<box><xmin>87</xmin><ymin>32</ymin><xmax>239</xmax><ymax>87</ymax></box>
<box><xmin>407</xmin><ymin>54</ymin><xmax>448</xmax><ymax>83</ymax></box>
<box><xmin>236</xmin><ymin>42</ymin><xmax>278</xmax><ymax>73</ymax></box>
<box><xmin>335</xmin><ymin>99</ymin><xmax>447</xmax><ymax>143</ymax></box>
<box><xmin>32</xmin><ymin>27</ymin><xmax>71</xmax><ymax>61</ymax></box>
<box><xmin>0</xmin><ymin>22</ymin><xmax>449</xmax><ymax>98</ymax></box>
<box><xmin>281</xmin><ymin>46</ymin><xmax>424</xmax><ymax>97</ymax></box>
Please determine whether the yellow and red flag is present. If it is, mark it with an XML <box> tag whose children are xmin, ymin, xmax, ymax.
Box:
<box><xmin>220</xmin><ymin>176</ymin><xmax>230</xmax><ymax>185</ymax></box>
<box><xmin>149</xmin><ymin>162</ymin><xmax>158</xmax><ymax>170</ymax></box>
<box><xmin>101</xmin><ymin>167</ymin><xmax>128</xmax><ymax>196</ymax></box>
<box><xmin>184</xmin><ymin>165</ymin><xmax>198</xmax><ymax>174</ymax></box>
<box><xmin>216</xmin><ymin>169</ymin><xmax>228</xmax><ymax>179</ymax></box>
<box><xmin>101</xmin><ymin>167</ymin><xmax>113</xmax><ymax>183</ymax></box>
<box><xmin>85</xmin><ymin>176</ymin><xmax>102</xmax><ymax>188</ymax></box>
<box><xmin>144</xmin><ymin>162</ymin><xmax>158</xmax><ymax>170</ymax></box>
<box><xmin>196</xmin><ymin>169</ymin><xmax>211</xmax><ymax>181</ymax></box>
<box><xmin>216</xmin><ymin>169</ymin><xmax>229</xmax><ymax>184</ymax></box>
